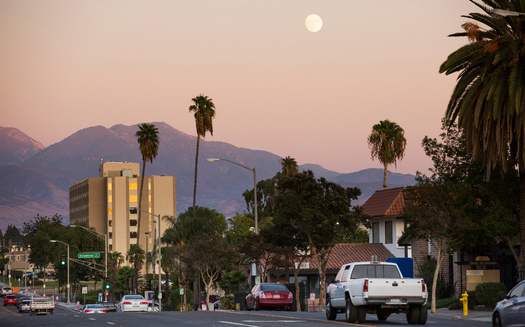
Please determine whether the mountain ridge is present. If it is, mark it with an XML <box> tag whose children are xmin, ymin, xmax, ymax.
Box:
<box><xmin>0</xmin><ymin>124</ymin><xmax>416</xmax><ymax>231</ymax></box>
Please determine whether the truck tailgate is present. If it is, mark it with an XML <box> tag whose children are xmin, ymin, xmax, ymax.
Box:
<box><xmin>367</xmin><ymin>278</ymin><xmax>424</xmax><ymax>298</ymax></box>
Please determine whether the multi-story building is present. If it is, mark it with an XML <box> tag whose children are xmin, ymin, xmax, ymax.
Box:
<box><xmin>69</xmin><ymin>161</ymin><xmax>176</xmax><ymax>271</ymax></box>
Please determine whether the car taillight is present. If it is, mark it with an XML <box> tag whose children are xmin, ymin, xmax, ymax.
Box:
<box><xmin>421</xmin><ymin>280</ymin><xmax>426</xmax><ymax>292</ymax></box>
<box><xmin>123</xmin><ymin>301</ymin><xmax>132</xmax><ymax>305</ymax></box>
<box><xmin>288</xmin><ymin>292</ymin><xmax>293</xmax><ymax>299</ymax></box>
<box><xmin>85</xmin><ymin>310</ymin><xmax>92</xmax><ymax>313</ymax></box>
<box><xmin>140</xmin><ymin>302</ymin><xmax>148</xmax><ymax>305</ymax></box>
<box><xmin>363</xmin><ymin>279</ymin><xmax>369</xmax><ymax>293</ymax></box>
<box><xmin>259</xmin><ymin>291</ymin><xmax>266</xmax><ymax>298</ymax></box>
<box><xmin>102</xmin><ymin>310</ymin><xmax>106</xmax><ymax>313</ymax></box>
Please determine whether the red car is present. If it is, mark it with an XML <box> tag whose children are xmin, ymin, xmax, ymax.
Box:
<box><xmin>245</xmin><ymin>283</ymin><xmax>293</xmax><ymax>311</ymax></box>
<box><xmin>4</xmin><ymin>295</ymin><xmax>17</xmax><ymax>306</ymax></box>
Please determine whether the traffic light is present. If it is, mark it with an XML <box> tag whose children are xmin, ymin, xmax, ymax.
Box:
<box><xmin>105</xmin><ymin>278</ymin><xmax>111</xmax><ymax>290</ymax></box>
<box><xmin>60</xmin><ymin>254</ymin><xmax>66</xmax><ymax>266</ymax></box>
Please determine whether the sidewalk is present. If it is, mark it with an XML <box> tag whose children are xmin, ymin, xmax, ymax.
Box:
<box><xmin>432</xmin><ymin>308</ymin><xmax>493</xmax><ymax>323</ymax></box>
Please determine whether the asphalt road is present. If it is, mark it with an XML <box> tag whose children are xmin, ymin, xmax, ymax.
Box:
<box><xmin>0</xmin><ymin>303</ymin><xmax>492</xmax><ymax>327</ymax></box>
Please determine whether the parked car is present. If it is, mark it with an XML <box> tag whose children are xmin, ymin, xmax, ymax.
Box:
<box><xmin>4</xmin><ymin>295</ymin><xmax>18</xmax><ymax>306</ymax></box>
<box><xmin>147</xmin><ymin>302</ymin><xmax>160</xmax><ymax>312</ymax></box>
<box><xmin>493</xmin><ymin>279</ymin><xmax>525</xmax><ymax>327</ymax></box>
<box><xmin>245</xmin><ymin>283</ymin><xmax>293</xmax><ymax>311</ymax></box>
<box><xmin>96</xmin><ymin>301</ymin><xmax>118</xmax><ymax>312</ymax></box>
<box><xmin>82</xmin><ymin>304</ymin><xmax>107</xmax><ymax>314</ymax></box>
<box><xmin>19</xmin><ymin>299</ymin><xmax>31</xmax><ymax>313</ymax></box>
<box><xmin>118</xmin><ymin>294</ymin><xmax>148</xmax><ymax>312</ymax></box>
<box><xmin>200</xmin><ymin>294</ymin><xmax>220</xmax><ymax>307</ymax></box>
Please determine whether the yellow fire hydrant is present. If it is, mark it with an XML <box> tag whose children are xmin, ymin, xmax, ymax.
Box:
<box><xmin>459</xmin><ymin>291</ymin><xmax>468</xmax><ymax>316</ymax></box>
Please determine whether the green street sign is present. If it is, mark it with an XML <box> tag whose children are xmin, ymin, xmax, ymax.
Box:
<box><xmin>78</xmin><ymin>252</ymin><xmax>101</xmax><ymax>259</ymax></box>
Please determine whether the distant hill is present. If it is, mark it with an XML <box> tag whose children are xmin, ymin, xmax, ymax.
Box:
<box><xmin>0</xmin><ymin>127</ymin><xmax>44</xmax><ymax>166</ymax></box>
<box><xmin>0</xmin><ymin>124</ymin><xmax>416</xmax><ymax>231</ymax></box>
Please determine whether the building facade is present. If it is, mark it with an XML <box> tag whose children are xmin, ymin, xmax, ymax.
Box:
<box><xmin>69</xmin><ymin>161</ymin><xmax>176</xmax><ymax>271</ymax></box>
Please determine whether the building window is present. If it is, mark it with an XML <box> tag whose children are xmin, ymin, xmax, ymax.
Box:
<box><xmin>109</xmin><ymin>232</ymin><xmax>112</xmax><ymax>239</ymax></box>
<box><xmin>372</xmin><ymin>222</ymin><xmax>380</xmax><ymax>243</ymax></box>
<box><xmin>385</xmin><ymin>221</ymin><xmax>393</xmax><ymax>244</ymax></box>
<box><xmin>108</xmin><ymin>195</ymin><xmax>112</xmax><ymax>203</ymax></box>
<box><xmin>109</xmin><ymin>245</ymin><xmax>113</xmax><ymax>251</ymax></box>
<box><xmin>108</xmin><ymin>183</ymin><xmax>112</xmax><ymax>191</ymax></box>
<box><xmin>130</xmin><ymin>232</ymin><xmax>138</xmax><ymax>239</ymax></box>
<box><xmin>108</xmin><ymin>207</ymin><xmax>112</xmax><ymax>215</ymax></box>
<box><xmin>130</xmin><ymin>220</ymin><xmax>138</xmax><ymax>227</ymax></box>
<box><xmin>129</xmin><ymin>182</ymin><xmax>137</xmax><ymax>190</ymax></box>
<box><xmin>109</xmin><ymin>220</ymin><xmax>112</xmax><ymax>227</ymax></box>
<box><xmin>129</xmin><ymin>195</ymin><xmax>137</xmax><ymax>203</ymax></box>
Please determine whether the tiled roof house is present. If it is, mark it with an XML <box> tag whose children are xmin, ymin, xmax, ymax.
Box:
<box><xmin>362</xmin><ymin>187</ymin><xmax>410</xmax><ymax>258</ymax></box>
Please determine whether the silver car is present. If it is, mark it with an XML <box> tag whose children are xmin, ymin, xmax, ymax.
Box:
<box><xmin>119</xmin><ymin>294</ymin><xmax>148</xmax><ymax>312</ymax></box>
<box><xmin>492</xmin><ymin>280</ymin><xmax>525</xmax><ymax>327</ymax></box>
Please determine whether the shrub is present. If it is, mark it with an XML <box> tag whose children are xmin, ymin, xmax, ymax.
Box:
<box><xmin>221</xmin><ymin>295</ymin><xmax>235</xmax><ymax>310</ymax></box>
<box><xmin>416</xmin><ymin>256</ymin><xmax>455</xmax><ymax>299</ymax></box>
<box><xmin>475</xmin><ymin>282</ymin><xmax>507</xmax><ymax>309</ymax></box>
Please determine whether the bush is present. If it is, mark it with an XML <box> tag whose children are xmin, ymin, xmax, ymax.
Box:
<box><xmin>33</xmin><ymin>280</ymin><xmax>44</xmax><ymax>286</ymax></box>
<box><xmin>416</xmin><ymin>257</ymin><xmax>455</xmax><ymax>299</ymax></box>
<box><xmin>221</xmin><ymin>295</ymin><xmax>235</xmax><ymax>310</ymax></box>
<box><xmin>475</xmin><ymin>282</ymin><xmax>507</xmax><ymax>309</ymax></box>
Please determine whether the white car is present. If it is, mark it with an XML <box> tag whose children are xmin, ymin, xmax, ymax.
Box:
<box><xmin>119</xmin><ymin>294</ymin><xmax>148</xmax><ymax>312</ymax></box>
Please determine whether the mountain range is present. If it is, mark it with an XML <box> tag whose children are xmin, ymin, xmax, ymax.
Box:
<box><xmin>0</xmin><ymin>123</ymin><xmax>417</xmax><ymax>232</ymax></box>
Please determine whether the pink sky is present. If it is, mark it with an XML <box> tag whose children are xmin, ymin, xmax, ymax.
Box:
<box><xmin>1</xmin><ymin>1</ymin><xmax>478</xmax><ymax>175</ymax></box>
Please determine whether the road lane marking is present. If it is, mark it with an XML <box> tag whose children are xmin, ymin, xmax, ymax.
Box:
<box><xmin>243</xmin><ymin>320</ymin><xmax>302</xmax><ymax>323</ymax></box>
<box><xmin>220</xmin><ymin>321</ymin><xmax>259</xmax><ymax>327</ymax></box>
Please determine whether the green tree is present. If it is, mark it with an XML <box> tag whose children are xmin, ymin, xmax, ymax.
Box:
<box><xmin>275</xmin><ymin>170</ymin><xmax>365</xmax><ymax>311</ymax></box>
<box><xmin>114</xmin><ymin>266</ymin><xmax>134</xmax><ymax>298</ymax></box>
<box><xmin>126</xmin><ymin>244</ymin><xmax>145</xmax><ymax>294</ymax></box>
<box><xmin>108</xmin><ymin>252</ymin><xmax>124</xmax><ymax>299</ymax></box>
<box><xmin>367</xmin><ymin>119</ymin><xmax>407</xmax><ymax>189</ymax></box>
<box><xmin>189</xmin><ymin>94</ymin><xmax>216</xmax><ymax>210</ymax></box>
<box><xmin>439</xmin><ymin>0</ymin><xmax>525</xmax><ymax>277</ymax></box>
<box><xmin>281</xmin><ymin>156</ymin><xmax>298</xmax><ymax>176</ymax></box>
<box><xmin>135</xmin><ymin>123</ymin><xmax>160</xmax><ymax>243</ymax></box>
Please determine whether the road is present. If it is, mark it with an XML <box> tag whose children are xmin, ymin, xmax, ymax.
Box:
<box><xmin>0</xmin><ymin>303</ymin><xmax>491</xmax><ymax>327</ymax></box>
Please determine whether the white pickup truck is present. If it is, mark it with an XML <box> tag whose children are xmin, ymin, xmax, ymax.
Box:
<box><xmin>325</xmin><ymin>261</ymin><xmax>428</xmax><ymax>324</ymax></box>
<box><xmin>30</xmin><ymin>296</ymin><xmax>55</xmax><ymax>315</ymax></box>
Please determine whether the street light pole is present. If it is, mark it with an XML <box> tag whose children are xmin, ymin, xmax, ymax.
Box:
<box><xmin>206</xmin><ymin>158</ymin><xmax>258</xmax><ymax>234</ymax></box>
<box><xmin>70</xmin><ymin>224</ymin><xmax>108</xmax><ymax>301</ymax></box>
<box><xmin>50</xmin><ymin>240</ymin><xmax>70</xmax><ymax>305</ymax></box>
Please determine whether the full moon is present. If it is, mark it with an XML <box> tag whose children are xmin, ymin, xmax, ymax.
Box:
<box><xmin>305</xmin><ymin>14</ymin><xmax>322</xmax><ymax>33</ymax></box>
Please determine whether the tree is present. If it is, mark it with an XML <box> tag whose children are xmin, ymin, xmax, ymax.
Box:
<box><xmin>108</xmin><ymin>252</ymin><xmax>124</xmax><ymax>299</ymax></box>
<box><xmin>367</xmin><ymin>119</ymin><xmax>407</xmax><ymax>189</ymax></box>
<box><xmin>281</xmin><ymin>156</ymin><xmax>298</xmax><ymax>176</ymax></box>
<box><xmin>189</xmin><ymin>94</ymin><xmax>216</xmax><ymax>210</ymax></box>
<box><xmin>135</xmin><ymin>123</ymin><xmax>160</xmax><ymax>243</ymax></box>
<box><xmin>439</xmin><ymin>0</ymin><xmax>525</xmax><ymax>279</ymax></box>
<box><xmin>180</xmin><ymin>234</ymin><xmax>239</xmax><ymax>310</ymax></box>
<box><xmin>126</xmin><ymin>244</ymin><xmax>145</xmax><ymax>294</ymax></box>
<box><xmin>274</xmin><ymin>170</ymin><xmax>366</xmax><ymax>311</ymax></box>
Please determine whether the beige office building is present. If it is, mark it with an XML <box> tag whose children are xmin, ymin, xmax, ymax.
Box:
<box><xmin>69</xmin><ymin>161</ymin><xmax>176</xmax><ymax>270</ymax></box>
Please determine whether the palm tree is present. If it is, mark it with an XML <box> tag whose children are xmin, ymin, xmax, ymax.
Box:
<box><xmin>439</xmin><ymin>0</ymin><xmax>525</xmax><ymax>278</ymax></box>
<box><xmin>135</xmin><ymin>123</ymin><xmax>160</xmax><ymax>244</ymax></box>
<box><xmin>281</xmin><ymin>156</ymin><xmax>298</xmax><ymax>176</ymax></box>
<box><xmin>189</xmin><ymin>94</ymin><xmax>216</xmax><ymax>210</ymax></box>
<box><xmin>127</xmin><ymin>244</ymin><xmax>145</xmax><ymax>294</ymax></box>
<box><xmin>367</xmin><ymin>120</ymin><xmax>407</xmax><ymax>189</ymax></box>
<box><xmin>108</xmin><ymin>252</ymin><xmax>124</xmax><ymax>298</ymax></box>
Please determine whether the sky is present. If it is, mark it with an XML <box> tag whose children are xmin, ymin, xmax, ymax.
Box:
<box><xmin>1</xmin><ymin>0</ymin><xmax>480</xmax><ymax>175</ymax></box>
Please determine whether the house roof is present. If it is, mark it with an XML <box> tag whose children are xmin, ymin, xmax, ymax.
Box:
<box><xmin>362</xmin><ymin>187</ymin><xmax>405</xmax><ymax>217</ymax></box>
<box><xmin>270</xmin><ymin>243</ymin><xmax>395</xmax><ymax>271</ymax></box>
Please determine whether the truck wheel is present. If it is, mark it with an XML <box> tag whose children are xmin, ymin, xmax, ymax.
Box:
<box><xmin>377</xmin><ymin>310</ymin><xmax>391</xmax><ymax>321</ymax></box>
<box><xmin>325</xmin><ymin>299</ymin><xmax>336</xmax><ymax>320</ymax></box>
<box><xmin>417</xmin><ymin>305</ymin><xmax>427</xmax><ymax>324</ymax></box>
<box><xmin>345</xmin><ymin>298</ymin><xmax>358</xmax><ymax>323</ymax></box>
<box><xmin>356</xmin><ymin>306</ymin><xmax>366</xmax><ymax>323</ymax></box>
<box><xmin>406</xmin><ymin>305</ymin><xmax>420</xmax><ymax>324</ymax></box>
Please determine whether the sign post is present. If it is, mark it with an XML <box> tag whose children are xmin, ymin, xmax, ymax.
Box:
<box><xmin>310</xmin><ymin>292</ymin><xmax>316</xmax><ymax>312</ymax></box>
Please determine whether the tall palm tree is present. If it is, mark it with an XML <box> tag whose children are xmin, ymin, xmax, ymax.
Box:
<box><xmin>281</xmin><ymin>156</ymin><xmax>298</xmax><ymax>176</ymax></box>
<box><xmin>439</xmin><ymin>0</ymin><xmax>525</xmax><ymax>278</ymax></box>
<box><xmin>135</xmin><ymin>123</ymin><xmax>160</xmax><ymax>244</ymax></box>
<box><xmin>189</xmin><ymin>94</ymin><xmax>216</xmax><ymax>210</ymax></box>
<box><xmin>367</xmin><ymin>120</ymin><xmax>407</xmax><ymax>189</ymax></box>
<box><xmin>127</xmin><ymin>244</ymin><xmax>145</xmax><ymax>294</ymax></box>
<box><xmin>108</xmin><ymin>252</ymin><xmax>124</xmax><ymax>298</ymax></box>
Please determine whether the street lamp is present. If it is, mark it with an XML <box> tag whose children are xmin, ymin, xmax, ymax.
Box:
<box><xmin>70</xmin><ymin>224</ymin><xmax>108</xmax><ymax>301</ymax></box>
<box><xmin>128</xmin><ymin>207</ymin><xmax>162</xmax><ymax>312</ymax></box>
<box><xmin>50</xmin><ymin>240</ymin><xmax>70</xmax><ymax>305</ymax></box>
<box><xmin>206</xmin><ymin>158</ymin><xmax>258</xmax><ymax>234</ymax></box>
